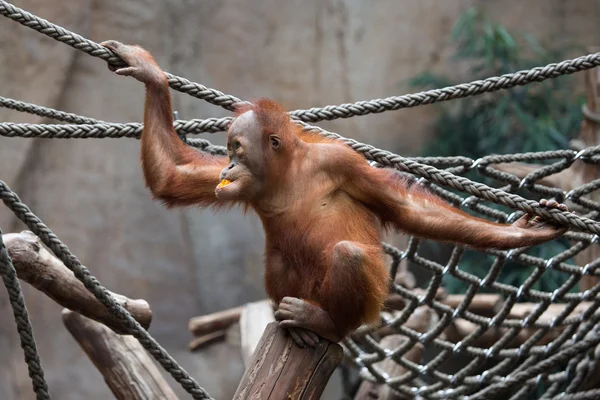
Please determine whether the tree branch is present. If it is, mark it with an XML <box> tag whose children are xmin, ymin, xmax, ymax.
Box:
<box><xmin>4</xmin><ymin>231</ymin><xmax>152</xmax><ymax>334</ymax></box>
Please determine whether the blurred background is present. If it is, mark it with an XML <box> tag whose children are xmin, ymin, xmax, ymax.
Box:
<box><xmin>1</xmin><ymin>1</ymin><xmax>600</xmax><ymax>399</ymax></box>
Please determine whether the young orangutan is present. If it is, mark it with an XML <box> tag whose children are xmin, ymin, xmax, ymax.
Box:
<box><xmin>101</xmin><ymin>40</ymin><xmax>569</xmax><ymax>347</ymax></box>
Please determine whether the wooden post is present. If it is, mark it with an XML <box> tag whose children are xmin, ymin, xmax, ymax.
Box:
<box><xmin>354</xmin><ymin>335</ymin><xmax>424</xmax><ymax>400</ymax></box>
<box><xmin>233</xmin><ymin>322</ymin><xmax>343</xmax><ymax>399</ymax></box>
<box><xmin>239</xmin><ymin>299</ymin><xmax>276</xmax><ymax>366</ymax></box>
<box><xmin>4</xmin><ymin>231</ymin><xmax>152</xmax><ymax>333</ymax></box>
<box><xmin>576</xmin><ymin>48</ymin><xmax>600</xmax><ymax>291</ymax></box>
<box><xmin>62</xmin><ymin>310</ymin><xmax>179</xmax><ymax>400</ymax></box>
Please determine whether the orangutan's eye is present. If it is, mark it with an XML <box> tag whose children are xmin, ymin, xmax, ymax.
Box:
<box><xmin>270</xmin><ymin>135</ymin><xmax>281</xmax><ymax>150</ymax></box>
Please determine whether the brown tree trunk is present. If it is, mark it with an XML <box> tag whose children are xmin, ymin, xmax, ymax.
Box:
<box><xmin>63</xmin><ymin>310</ymin><xmax>178</xmax><ymax>400</ymax></box>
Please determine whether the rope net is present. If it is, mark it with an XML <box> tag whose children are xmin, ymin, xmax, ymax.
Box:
<box><xmin>343</xmin><ymin>151</ymin><xmax>600</xmax><ymax>399</ymax></box>
<box><xmin>2</xmin><ymin>1</ymin><xmax>600</xmax><ymax>399</ymax></box>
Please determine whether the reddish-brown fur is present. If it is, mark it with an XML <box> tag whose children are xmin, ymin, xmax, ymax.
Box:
<box><xmin>102</xmin><ymin>41</ymin><xmax>569</xmax><ymax>343</ymax></box>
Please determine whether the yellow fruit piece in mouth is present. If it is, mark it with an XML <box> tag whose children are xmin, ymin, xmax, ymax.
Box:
<box><xmin>217</xmin><ymin>179</ymin><xmax>232</xmax><ymax>189</ymax></box>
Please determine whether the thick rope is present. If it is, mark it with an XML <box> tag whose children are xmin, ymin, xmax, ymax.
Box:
<box><xmin>3</xmin><ymin>0</ymin><xmax>600</xmax><ymax>122</ymax></box>
<box><xmin>550</xmin><ymin>389</ymin><xmax>600</xmax><ymax>400</ymax></box>
<box><xmin>0</xmin><ymin>182</ymin><xmax>213</xmax><ymax>400</ymax></box>
<box><xmin>0</xmin><ymin>1</ymin><xmax>243</xmax><ymax>111</ymax></box>
<box><xmin>4</xmin><ymin>2</ymin><xmax>600</xmax><ymax>398</ymax></box>
<box><xmin>0</xmin><ymin>121</ymin><xmax>223</xmax><ymax>138</ymax></box>
<box><xmin>470</xmin><ymin>332</ymin><xmax>600</xmax><ymax>400</ymax></box>
<box><xmin>0</xmin><ymin>121</ymin><xmax>228</xmax><ymax>155</ymax></box>
<box><xmin>0</xmin><ymin>96</ymin><xmax>105</xmax><ymax>124</ymax></box>
<box><xmin>0</xmin><ymin>230</ymin><xmax>51</xmax><ymax>400</ymax></box>
<box><xmin>2</xmin><ymin>125</ymin><xmax>600</xmax><ymax>237</ymax></box>
<box><xmin>1</xmin><ymin>1</ymin><xmax>598</xmax><ymax>231</ymax></box>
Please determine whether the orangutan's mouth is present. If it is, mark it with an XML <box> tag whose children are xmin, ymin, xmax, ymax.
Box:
<box><xmin>217</xmin><ymin>179</ymin><xmax>232</xmax><ymax>189</ymax></box>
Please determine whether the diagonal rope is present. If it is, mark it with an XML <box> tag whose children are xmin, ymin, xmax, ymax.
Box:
<box><xmin>3</xmin><ymin>0</ymin><xmax>600</xmax><ymax>122</ymax></box>
<box><xmin>0</xmin><ymin>96</ymin><xmax>105</xmax><ymax>124</ymax></box>
<box><xmin>0</xmin><ymin>230</ymin><xmax>51</xmax><ymax>400</ymax></box>
<box><xmin>1</xmin><ymin>2</ymin><xmax>599</xmax><ymax>231</ymax></box>
<box><xmin>0</xmin><ymin>182</ymin><xmax>214</xmax><ymax>400</ymax></box>
<box><xmin>4</xmin><ymin>2</ymin><xmax>600</xmax><ymax>399</ymax></box>
<box><xmin>3</xmin><ymin>1</ymin><xmax>597</xmax><ymax>233</ymax></box>
<box><xmin>0</xmin><ymin>1</ymin><xmax>243</xmax><ymax>111</ymax></box>
<box><xmin>1</xmin><ymin>125</ymin><xmax>600</xmax><ymax>236</ymax></box>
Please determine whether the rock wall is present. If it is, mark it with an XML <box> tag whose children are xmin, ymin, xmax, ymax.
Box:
<box><xmin>0</xmin><ymin>0</ymin><xmax>599</xmax><ymax>398</ymax></box>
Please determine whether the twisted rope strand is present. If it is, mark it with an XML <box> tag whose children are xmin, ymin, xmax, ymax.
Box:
<box><xmin>0</xmin><ymin>232</ymin><xmax>51</xmax><ymax>400</ymax></box>
<box><xmin>0</xmin><ymin>122</ymin><xmax>228</xmax><ymax>154</ymax></box>
<box><xmin>1</xmin><ymin>1</ymin><xmax>597</xmax><ymax>230</ymax></box>
<box><xmin>4</xmin><ymin>2</ymin><xmax>600</xmax><ymax>398</ymax></box>
<box><xmin>0</xmin><ymin>96</ymin><xmax>105</xmax><ymax>124</ymax></box>
<box><xmin>0</xmin><ymin>182</ymin><xmax>213</xmax><ymax>400</ymax></box>
<box><xmin>0</xmin><ymin>1</ymin><xmax>243</xmax><ymax>111</ymax></box>
<box><xmin>3</xmin><ymin>120</ymin><xmax>600</xmax><ymax>236</ymax></box>
<box><xmin>3</xmin><ymin>0</ymin><xmax>600</xmax><ymax>122</ymax></box>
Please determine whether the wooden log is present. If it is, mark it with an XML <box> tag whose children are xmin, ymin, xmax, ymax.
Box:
<box><xmin>62</xmin><ymin>310</ymin><xmax>178</xmax><ymax>400</ymax></box>
<box><xmin>188</xmin><ymin>330</ymin><xmax>227</xmax><ymax>352</ymax></box>
<box><xmin>233</xmin><ymin>322</ymin><xmax>343</xmax><ymax>399</ymax></box>
<box><xmin>4</xmin><ymin>231</ymin><xmax>151</xmax><ymax>334</ymax></box>
<box><xmin>578</xmin><ymin>52</ymin><xmax>600</xmax><ymax>291</ymax></box>
<box><xmin>188</xmin><ymin>305</ymin><xmax>243</xmax><ymax>337</ymax></box>
<box><xmin>354</xmin><ymin>335</ymin><xmax>424</xmax><ymax>400</ymax></box>
<box><xmin>239</xmin><ymin>299</ymin><xmax>275</xmax><ymax>366</ymax></box>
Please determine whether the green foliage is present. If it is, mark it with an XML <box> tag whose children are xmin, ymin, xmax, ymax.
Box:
<box><xmin>410</xmin><ymin>8</ymin><xmax>584</xmax><ymax>295</ymax></box>
<box><xmin>411</xmin><ymin>7</ymin><xmax>584</xmax><ymax>159</ymax></box>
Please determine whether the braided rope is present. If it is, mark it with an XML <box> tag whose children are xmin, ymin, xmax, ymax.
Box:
<box><xmin>0</xmin><ymin>96</ymin><xmax>105</xmax><ymax>124</ymax></box>
<box><xmin>288</xmin><ymin>52</ymin><xmax>600</xmax><ymax>122</ymax></box>
<box><xmin>2</xmin><ymin>121</ymin><xmax>600</xmax><ymax>236</ymax></box>
<box><xmin>3</xmin><ymin>118</ymin><xmax>600</xmax><ymax>235</ymax></box>
<box><xmin>0</xmin><ymin>121</ymin><xmax>228</xmax><ymax>155</ymax></box>
<box><xmin>0</xmin><ymin>182</ymin><xmax>214</xmax><ymax>400</ymax></box>
<box><xmin>0</xmin><ymin>1</ymin><xmax>243</xmax><ymax>111</ymax></box>
<box><xmin>1</xmin><ymin>1</ymin><xmax>598</xmax><ymax>232</ymax></box>
<box><xmin>3</xmin><ymin>0</ymin><xmax>600</xmax><ymax>123</ymax></box>
<box><xmin>0</xmin><ymin>231</ymin><xmax>51</xmax><ymax>400</ymax></box>
<box><xmin>4</xmin><ymin>1</ymin><xmax>600</xmax><ymax>398</ymax></box>
<box><xmin>470</xmin><ymin>330</ymin><xmax>600</xmax><ymax>399</ymax></box>
<box><xmin>550</xmin><ymin>389</ymin><xmax>600</xmax><ymax>400</ymax></box>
